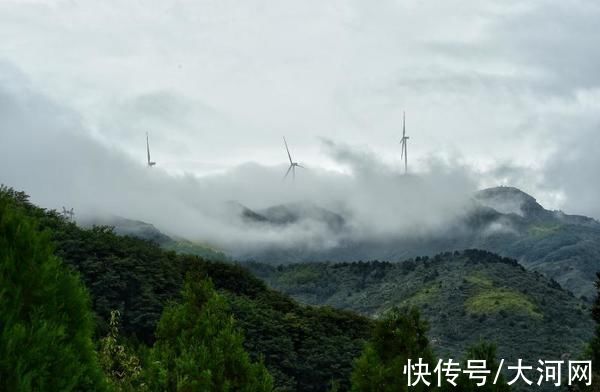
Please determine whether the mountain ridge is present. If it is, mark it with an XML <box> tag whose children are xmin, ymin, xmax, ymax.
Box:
<box><xmin>236</xmin><ymin>186</ymin><xmax>600</xmax><ymax>300</ymax></box>
<box><xmin>79</xmin><ymin>186</ymin><xmax>600</xmax><ymax>300</ymax></box>
<box><xmin>247</xmin><ymin>249</ymin><xmax>594</xmax><ymax>373</ymax></box>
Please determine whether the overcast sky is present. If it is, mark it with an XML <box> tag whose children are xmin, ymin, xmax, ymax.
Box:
<box><xmin>1</xmin><ymin>0</ymin><xmax>600</xmax><ymax>228</ymax></box>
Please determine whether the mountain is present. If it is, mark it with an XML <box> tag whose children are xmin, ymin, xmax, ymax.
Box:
<box><xmin>80</xmin><ymin>215</ymin><xmax>173</xmax><ymax>244</ymax></box>
<box><xmin>2</xmin><ymin>188</ymin><xmax>370</xmax><ymax>392</ymax></box>
<box><xmin>237</xmin><ymin>187</ymin><xmax>600</xmax><ymax>300</ymax></box>
<box><xmin>247</xmin><ymin>249</ymin><xmax>594</xmax><ymax>369</ymax></box>
<box><xmin>240</xmin><ymin>201</ymin><xmax>347</xmax><ymax>232</ymax></box>
<box><xmin>4</xmin><ymin>185</ymin><xmax>596</xmax><ymax>391</ymax></box>
<box><xmin>467</xmin><ymin>187</ymin><xmax>600</xmax><ymax>300</ymax></box>
<box><xmin>80</xmin><ymin>214</ymin><xmax>229</xmax><ymax>261</ymax></box>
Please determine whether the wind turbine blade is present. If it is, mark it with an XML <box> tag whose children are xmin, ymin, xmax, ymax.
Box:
<box><xmin>283</xmin><ymin>137</ymin><xmax>293</xmax><ymax>164</ymax></box>
<box><xmin>404</xmin><ymin>143</ymin><xmax>408</xmax><ymax>173</ymax></box>
<box><xmin>296</xmin><ymin>164</ymin><xmax>305</xmax><ymax>169</ymax></box>
<box><xmin>402</xmin><ymin>111</ymin><xmax>406</xmax><ymax>138</ymax></box>
<box><xmin>293</xmin><ymin>165</ymin><xmax>296</xmax><ymax>180</ymax></box>
<box><xmin>284</xmin><ymin>164</ymin><xmax>293</xmax><ymax>179</ymax></box>
<box><xmin>146</xmin><ymin>133</ymin><xmax>151</xmax><ymax>164</ymax></box>
<box><xmin>400</xmin><ymin>140</ymin><xmax>404</xmax><ymax>159</ymax></box>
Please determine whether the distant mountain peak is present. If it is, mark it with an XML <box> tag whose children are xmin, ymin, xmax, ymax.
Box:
<box><xmin>80</xmin><ymin>215</ymin><xmax>173</xmax><ymax>244</ymax></box>
<box><xmin>235</xmin><ymin>200</ymin><xmax>346</xmax><ymax>232</ymax></box>
<box><xmin>475</xmin><ymin>186</ymin><xmax>545</xmax><ymax>217</ymax></box>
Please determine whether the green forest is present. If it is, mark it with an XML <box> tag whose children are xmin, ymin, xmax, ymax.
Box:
<box><xmin>1</xmin><ymin>185</ymin><xmax>599</xmax><ymax>391</ymax></box>
<box><xmin>247</xmin><ymin>251</ymin><xmax>593</xmax><ymax>366</ymax></box>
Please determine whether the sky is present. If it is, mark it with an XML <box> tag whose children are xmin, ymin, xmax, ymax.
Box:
<box><xmin>1</xmin><ymin>0</ymin><xmax>600</xmax><ymax>251</ymax></box>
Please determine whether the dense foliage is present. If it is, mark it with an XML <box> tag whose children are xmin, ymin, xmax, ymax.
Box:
<box><xmin>450</xmin><ymin>342</ymin><xmax>510</xmax><ymax>392</ymax></box>
<box><xmin>2</xmin><ymin>185</ymin><xmax>593</xmax><ymax>391</ymax></box>
<box><xmin>577</xmin><ymin>272</ymin><xmax>600</xmax><ymax>391</ymax></box>
<box><xmin>98</xmin><ymin>310</ymin><xmax>144</xmax><ymax>391</ymax></box>
<box><xmin>146</xmin><ymin>276</ymin><xmax>273</xmax><ymax>391</ymax></box>
<box><xmin>0</xmin><ymin>191</ymin><xmax>106</xmax><ymax>391</ymax></box>
<box><xmin>350</xmin><ymin>308</ymin><xmax>510</xmax><ymax>392</ymax></box>
<box><xmin>240</xmin><ymin>187</ymin><xmax>600</xmax><ymax>301</ymax></box>
<box><xmin>0</xmin><ymin>187</ymin><xmax>373</xmax><ymax>391</ymax></box>
<box><xmin>351</xmin><ymin>307</ymin><xmax>435</xmax><ymax>392</ymax></box>
<box><xmin>249</xmin><ymin>250</ymin><xmax>593</xmax><ymax>367</ymax></box>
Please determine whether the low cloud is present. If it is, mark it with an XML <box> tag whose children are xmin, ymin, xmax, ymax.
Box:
<box><xmin>1</xmin><ymin>67</ymin><xmax>482</xmax><ymax>256</ymax></box>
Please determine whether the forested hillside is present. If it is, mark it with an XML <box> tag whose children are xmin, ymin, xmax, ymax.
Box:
<box><xmin>0</xmin><ymin>187</ymin><xmax>371</xmax><ymax>391</ymax></box>
<box><xmin>2</xmin><ymin>185</ymin><xmax>597</xmax><ymax>391</ymax></box>
<box><xmin>248</xmin><ymin>250</ymin><xmax>594</xmax><ymax>366</ymax></box>
<box><xmin>237</xmin><ymin>187</ymin><xmax>600</xmax><ymax>301</ymax></box>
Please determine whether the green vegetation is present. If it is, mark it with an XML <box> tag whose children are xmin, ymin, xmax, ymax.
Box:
<box><xmin>450</xmin><ymin>342</ymin><xmax>510</xmax><ymax>392</ymax></box>
<box><xmin>1</xmin><ymin>185</ymin><xmax>596</xmax><ymax>391</ymax></box>
<box><xmin>0</xmin><ymin>191</ymin><xmax>106</xmax><ymax>391</ymax></box>
<box><xmin>578</xmin><ymin>272</ymin><xmax>600</xmax><ymax>390</ymax></box>
<box><xmin>464</xmin><ymin>273</ymin><xmax>494</xmax><ymax>288</ymax></box>
<box><xmin>146</xmin><ymin>276</ymin><xmax>273</xmax><ymax>391</ymax></box>
<box><xmin>0</xmin><ymin>187</ymin><xmax>372</xmax><ymax>391</ymax></box>
<box><xmin>401</xmin><ymin>283</ymin><xmax>441</xmax><ymax>307</ymax></box>
<box><xmin>162</xmin><ymin>238</ymin><xmax>229</xmax><ymax>261</ymax></box>
<box><xmin>278</xmin><ymin>267</ymin><xmax>322</xmax><ymax>285</ymax></box>
<box><xmin>98</xmin><ymin>310</ymin><xmax>145</xmax><ymax>391</ymax></box>
<box><xmin>350</xmin><ymin>308</ymin><xmax>510</xmax><ymax>392</ymax></box>
<box><xmin>464</xmin><ymin>272</ymin><xmax>542</xmax><ymax>319</ymax></box>
<box><xmin>527</xmin><ymin>223</ymin><xmax>562</xmax><ymax>238</ymax></box>
<box><xmin>249</xmin><ymin>250</ymin><xmax>593</xmax><ymax>366</ymax></box>
<box><xmin>465</xmin><ymin>289</ymin><xmax>542</xmax><ymax>320</ymax></box>
<box><xmin>351</xmin><ymin>307</ymin><xmax>434</xmax><ymax>392</ymax></box>
<box><xmin>244</xmin><ymin>187</ymin><xmax>600</xmax><ymax>301</ymax></box>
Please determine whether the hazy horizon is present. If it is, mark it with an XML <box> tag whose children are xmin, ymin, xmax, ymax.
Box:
<box><xmin>1</xmin><ymin>0</ymin><xmax>600</xmax><ymax>252</ymax></box>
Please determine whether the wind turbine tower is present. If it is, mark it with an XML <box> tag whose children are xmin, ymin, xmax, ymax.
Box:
<box><xmin>400</xmin><ymin>112</ymin><xmax>409</xmax><ymax>174</ymax></box>
<box><xmin>146</xmin><ymin>132</ymin><xmax>156</xmax><ymax>167</ymax></box>
<box><xmin>283</xmin><ymin>137</ymin><xmax>304</xmax><ymax>181</ymax></box>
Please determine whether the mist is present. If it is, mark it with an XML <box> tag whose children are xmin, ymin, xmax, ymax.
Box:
<box><xmin>0</xmin><ymin>65</ymin><xmax>483</xmax><ymax>255</ymax></box>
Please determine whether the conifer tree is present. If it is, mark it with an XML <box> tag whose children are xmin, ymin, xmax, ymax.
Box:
<box><xmin>351</xmin><ymin>307</ymin><xmax>435</xmax><ymax>392</ymax></box>
<box><xmin>0</xmin><ymin>195</ymin><xmax>106</xmax><ymax>391</ymax></box>
<box><xmin>146</xmin><ymin>274</ymin><xmax>273</xmax><ymax>391</ymax></box>
<box><xmin>446</xmin><ymin>342</ymin><xmax>510</xmax><ymax>392</ymax></box>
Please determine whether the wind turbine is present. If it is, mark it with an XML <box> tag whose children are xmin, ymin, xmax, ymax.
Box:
<box><xmin>61</xmin><ymin>207</ymin><xmax>74</xmax><ymax>222</ymax></box>
<box><xmin>146</xmin><ymin>132</ymin><xmax>156</xmax><ymax>167</ymax></box>
<box><xmin>283</xmin><ymin>137</ymin><xmax>304</xmax><ymax>180</ymax></box>
<box><xmin>400</xmin><ymin>111</ymin><xmax>409</xmax><ymax>174</ymax></box>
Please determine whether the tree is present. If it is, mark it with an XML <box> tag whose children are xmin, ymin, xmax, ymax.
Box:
<box><xmin>574</xmin><ymin>273</ymin><xmax>600</xmax><ymax>391</ymax></box>
<box><xmin>445</xmin><ymin>342</ymin><xmax>510</xmax><ymax>392</ymax></box>
<box><xmin>145</xmin><ymin>274</ymin><xmax>273</xmax><ymax>391</ymax></box>
<box><xmin>351</xmin><ymin>307</ymin><xmax>510</xmax><ymax>392</ymax></box>
<box><xmin>351</xmin><ymin>307</ymin><xmax>435</xmax><ymax>392</ymax></box>
<box><xmin>99</xmin><ymin>310</ymin><xmax>145</xmax><ymax>391</ymax></box>
<box><xmin>0</xmin><ymin>195</ymin><xmax>106</xmax><ymax>391</ymax></box>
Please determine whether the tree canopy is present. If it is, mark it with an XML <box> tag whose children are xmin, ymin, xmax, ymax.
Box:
<box><xmin>146</xmin><ymin>275</ymin><xmax>273</xmax><ymax>391</ymax></box>
<box><xmin>0</xmin><ymin>192</ymin><xmax>106</xmax><ymax>391</ymax></box>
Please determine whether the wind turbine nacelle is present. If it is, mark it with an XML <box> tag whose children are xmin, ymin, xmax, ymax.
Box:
<box><xmin>148</xmin><ymin>162</ymin><xmax>156</xmax><ymax>167</ymax></box>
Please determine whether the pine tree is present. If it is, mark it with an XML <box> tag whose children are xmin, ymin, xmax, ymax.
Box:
<box><xmin>0</xmin><ymin>195</ymin><xmax>106</xmax><ymax>391</ymax></box>
<box><xmin>145</xmin><ymin>274</ymin><xmax>273</xmax><ymax>391</ymax></box>
<box><xmin>446</xmin><ymin>342</ymin><xmax>510</xmax><ymax>392</ymax></box>
<box><xmin>351</xmin><ymin>307</ymin><xmax>510</xmax><ymax>392</ymax></box>
<box><xmin>351</xmin><ymin>307</ymin><xmax>435</xmax><ymax>392</ymax></box>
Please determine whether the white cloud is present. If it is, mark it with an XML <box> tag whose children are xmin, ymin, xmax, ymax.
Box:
<box><xmin>1</xmin><ymin>0</ymin><xmax>599</xmax><ymax>221</ymax></box>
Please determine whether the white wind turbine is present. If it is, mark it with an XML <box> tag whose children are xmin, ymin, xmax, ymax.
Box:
<box><xmin>146</xmin><ymin>132</ymin><xmax>156</xmax><ymax>167</ymax></box>
<box><xmin>283</xmin><ymin>137</ymin><xmax>304</xmax><ymax>180</ymax></box>
<box><xmin>400</xmin><ymin>112</ymin><xmax>409</xmax><ymax>174</ymax></box>
<box><xmin>61</xmin><ymin>207</ymin><xmax>74</xmax><ymax>222</ymax></box>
